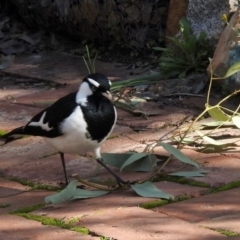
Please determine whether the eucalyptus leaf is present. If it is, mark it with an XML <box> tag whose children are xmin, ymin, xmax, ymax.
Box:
<box><xmin>232</xmin><ymin>116</ymin><xmax>240</xmax><ymax>129</ymax></box>
<box><xmin>131</xmin><ymin>181</ymin><xmax>174</xmax><ymax>200</ymax></box>
<box><xmin>102</xmin><ymin>153</ymin><xmax>133</xmax><ymax>169</ymax></box>
<box><xmin>72</xmin><ymin>189</ymin><xmax>109</xmax><ymax>200</ymax></box>
<box><xmin>120</xmin><ymin>153</ymin><xmax>149</xmax><ymax>171</ymax></box>
<box><xmin>121</xmin><ymin>153</ymin><xmax>157</xmax><ymax>172</ymax></box>
<box><xmin>195</xmin><ymin>145</ymin><xmax>236</xmax><ymax>153</ymax></box>
<box><xmin>153</xmin><ymin>47</ymin><xmax>167</xmax><ymax>51</ymax></box>
<box><xmin>173</xmin><ymin>136</ymin><xmax>195</xmax><ymax>144</ymax></box>
<box><xmin>169</xmin><ymin>171</ymin><xmax>207</xmax><ymax>178</ymax></box>
<box><xmin>45</xmin><ymin>180</ymin><xmax>110</xmax><ymax>204</ymax></box>
<box><xmin>200</xmin><ymin>121</ymin><xmax>234</xmax><ymax>128</ymax></box>
<box><xmin>159</xmin><ymin>142</ymin><xmax>199</xmax><ymax>169</ymax></box>
<box><xmin>88</xmin><ymin>177</ymin><xmax>116</xmax><ymax>186</ymax></box>
<box><xmin>102</xmin><ymin>152</ymin><xmax>156</xmax><ymax>172</ymax></box>
<box><xmin>111</xmin><ymin>73</ymin><xmax>162</xmax><ymax>92</ymax></box>
<box><xmin>44</xmin><ymin>180</ymin><xmax>78</xmax><ymax>204</ymax></box>
<box><xmin>222</xmin><ymin>61</ymin><xmax>240</xmax><ymax>79</ymax></box>
<box><xmin>206</xmin><ymin>104</ymin><xmax>230</xmax><ymax>121</ymax></box>
<box><xmin>196</xmin><ymin>131</ymin><xmax>236</xmax><ymax>146</ymax></box>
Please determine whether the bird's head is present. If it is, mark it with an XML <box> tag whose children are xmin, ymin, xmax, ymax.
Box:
<box><xmin>78</xmin><ymin>73</ymin><xmax>112</xmax><ymax>101</ymax></box>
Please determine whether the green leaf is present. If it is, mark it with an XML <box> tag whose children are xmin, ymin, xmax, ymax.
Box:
<box><xmin>102</xmin><ymin>153</ymin><xmax>157</xmax><ymax>172</ymax></box>
<box><xmin>111</xmin><ymin>73</ymin><xmax>162</xmax><ymax>92</ymax></box>
<box><xmin>153</xmin><ymin>47</ymin><xmax>167</xmax><ymax>51</ymax></box>
<box><xmin>121</xmin><ymin>153</ymin><xmax>157</xmax><ymax>172</ymax></box>
<box><xmin>72</xmin><ymin>189</ymin><xmax>109</xmax><ymax>200</ymax></box>
<box><xmin>131</xmin><ymin>181</ymin><xmax>174</xmax><ymax>200</ymax></box>
<box><xmin>88</xmin><ymin>177</ymin><xmax>116</xmax><ymax>187</ymax></box>
<box><xmin>120</xmin><ymin>153</ymin><xmax>149</xmax><ymax>171</ymax></box>
<box><xmin>44</xmin><ymin>180</ymin><xmax>78</xmax><ymax>204</ymax></box>
<box><xmin>222</xmin><ymin>62</ymin><xmax>240</xmax><ymax>79</ymax></box>
<box><xmin>195</xmin><ymin>145</ymin><xmax>236</xmax><ymax>153</ymax></box>
<box><xmin>206</xmin><ymin>104</ymin><xmax>230</xmax><ymax>121</ymax></box>
<box><xmin>179</xmin><ymin>18</ymin><xmax>191</xmax><ymax>42</ymax></box>
<box><xmin>178</xmin><ymin>70</ymin><xmax>188</xmax><ymax>79</ymax></box>
<box><xmin>45</xmin><ymin>180</ymin><xmax>110</xmax><ymax>204</ymax></box>
<box><xmin>196</xmin><ymin>130</ymin><xmax>236</xmax><ymax>146</ymax></box>
<box><xmin>102</xmin><ymin>153</ymin><xmax>133</xmax><ymax>169</ymax></box>
<box><xmin>198</xmin><ymin>31</ymin><xmax>207</xmax><ymax>42</ymax></box>
<box><xmin>173</xmin><ymin>137</ymin><xmax>195</xmax><ymax>144</ymax></box>
<box><xmin>232</xmin><ymin>116</ymin><xmax>240</xmax><ymax>128</ymax></box>
<box><xmin>159</xmin><ymin>142</ymin><xmax>199</xmax><ymax>168</ymax></box>
<box><xmin>169</xmin><ymin>171</ymin><xmax>207</xmax><ymax>178</ymax></box>
<box><xmin>200</xmin><ymin>121</ymin><xmax>233</xmax><ymax>128</ymax></box>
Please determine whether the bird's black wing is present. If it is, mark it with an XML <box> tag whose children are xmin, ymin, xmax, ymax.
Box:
<box><xmin>25</xmin><ymin>92</ymin><xmax>79</xmax><ymax>138</ymax></box>
<box><xmin>0</xmin><ymin>92</ymin><xmax>78</xmax><ymax>144</ymax></box>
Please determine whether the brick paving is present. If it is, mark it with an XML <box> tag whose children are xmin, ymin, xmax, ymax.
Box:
<box><xmin>0</xmin><ymin>52</ymin><xmax>240</xmax><ymax>239</ymax></box>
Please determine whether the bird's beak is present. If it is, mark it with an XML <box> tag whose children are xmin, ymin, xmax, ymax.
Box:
<box><xmin>102</xmin><ymin>91</ymin><xmax>112</xmax><ymax>100</ymax></box>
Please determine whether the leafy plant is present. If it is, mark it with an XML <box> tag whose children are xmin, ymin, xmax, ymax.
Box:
<box><xmin>111</xmin><ymin>72</ymin><xmax>167</xmax><ymax>93</ymax></box>
<box><xmin>154</xmin><ymin>18</ymin><xmax>211</xmax><ymax>78</ymax></box>
<box><xmin>44</xmin><ymin>147</ymin><xmax>205</xmax><ymax>204</ymax></box>
<box><xmin>172</xmin><ymin>59</ymin><xmax>240</xmax><ymax>153</ymax></box>
<box><xmin>82</xmin><ymin>45</ymin><xmax>98</xmax><ymax>74</ymax></box>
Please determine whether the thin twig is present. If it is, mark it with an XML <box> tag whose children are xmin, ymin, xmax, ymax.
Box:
<box><xmin>72</xmin><ymin>175</ymin><xmax>129</xmax><ymax>191</ymax></box>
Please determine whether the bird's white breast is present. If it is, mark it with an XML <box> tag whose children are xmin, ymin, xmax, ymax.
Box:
<box><xmin>44</xmin><ymin>106</ymin><xmax>100</xmax><ymax>154</ymax></box>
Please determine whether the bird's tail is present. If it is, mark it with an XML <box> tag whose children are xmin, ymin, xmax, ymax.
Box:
<box><xmin>0</xmin><ymin>127</ymin><xmax>25</xmax><ymax>145</ymax></box>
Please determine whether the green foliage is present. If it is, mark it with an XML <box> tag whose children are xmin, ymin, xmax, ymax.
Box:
<box><xmin>139</xmin><ymin>199</ymin><xmax>169</xmax><ymax>209</ymax></box>
<box><xmin>14</xmin><ymin>213</ymin><xmax>89</xmax><ymax>234</ymax></box>
<box><xmin>111</xmin><ymin>73</ymin><xmax>163</xmax><ymax>92</ymax></box>
<box><xmin>12</xmin><ymin>204</ymin><xmax>89</xmax><ymax>234</ymax></box>
<box><xmin>159</xmin><ymin>142</ymin><xmax>199</xmax><ymax>168</ymax></box>
<box><xmin>207</xmin><ymin>228</ymin><xmax>239</xmax><ymax>237</ymax></box>
<box><xmin>82</xmin><ymin>45</ymin><xmax>98</xmax><ymax>74</ymax></box>
<box><xmin>0</xmin><ymin>129</ymin><xmax>7</xmax><ymax>136</ymax></box>
<box><xmin>0</xmin><ymin>204</ymin><xmax>10</xmax><ymax>208</ymax></box>
<box><xmin>102</xmin><ymin>152</ymin><xmax>157</xmax><ymax>172</ymax></box>
<box><xmin>154</xmin><ymin>18</ymin><xmax>211</xmax><ymax>78</ymax></box>
<box><xmin>140</xmin><ymin>195</ymin><xmax>190</xmax><ymax>209</ymax></box>
<box><xmin>211</xmin><ymin>180</ymin><xmax>240</xmax><ymax>193</ymax></box>
<box><xmin>44</xmin><ymin>149</ymin><xmax>207</xmax><ymax>204</ymax></box>
<box><xmin>11</xmin><ymin>204</ymin><xmax>45</xmax><ymax>214</ymax></box>
<box><xmin>100</xmin><ymin>237</ymin><xmax>115</xmax><ymax>240</ymax></box>
<box><xmin>6</xmin><ymin>177</ymin><xmax>62</xmax><ymax>191</ymax></box>
<box><xmin>169</xmin><ymin>171</ymin><xmax>207</xmax><ymax>178</ymax></box>
<box><xmin>45</xmin><ymin>180</ymin><xmax>109</xmax><ymax>204</ymax></box>
<box><xmin>172</xmin><ymin>59</ymin><xmax>240</xmax><ymax>160</ymax></box>
<box><xmin>131</xmin><ymin>181</ymin><xmax>174</xmax><ymax>200</ymax></box>
<box><xmin>153</xmin><ymin>175</ymin><xmax>210</xmax><ymax>188</ymax></box>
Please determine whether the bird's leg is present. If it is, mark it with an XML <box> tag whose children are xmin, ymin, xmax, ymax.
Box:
<box><xmin>96</xmin><ymin>158</ymin><xmax>129</xmax><ymax>186</ymax></box>
<box><xmin>59</xmin><ymin>152</ymin><xmax>69</xmax><ymax>186</ymax></box>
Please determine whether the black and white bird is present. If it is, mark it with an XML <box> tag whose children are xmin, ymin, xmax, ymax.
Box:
<box><xmin>0</xmin><ymin>73</ymin><xmax>127</xmax><ymax>186</ymax></box>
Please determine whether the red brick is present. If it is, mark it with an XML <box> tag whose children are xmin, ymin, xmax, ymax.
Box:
<box><xmin>156</xmin><ymin>187</ymin><xmax>240</xmax><ymax>222</ymax></box>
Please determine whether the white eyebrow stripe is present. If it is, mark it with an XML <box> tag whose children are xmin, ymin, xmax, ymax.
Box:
<box><xmin>29</xmin><ymin>111</ymin><xmax>53</xmax><ymax>131</ymax></box>
<box><xmin>109</xmin><ymin>80</ymin><xmax>112</xmax><ymax>86</ymax></box>
<box><xmin>88</xmin><ymin>78</ymin><xmax>100</xmax><ymax>87</ymax></box>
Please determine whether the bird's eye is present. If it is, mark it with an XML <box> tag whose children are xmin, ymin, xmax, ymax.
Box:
<box><xmin>91</xmin><ymin>85</ymin><xmax>97</xmax><ymax>92</ymax></box>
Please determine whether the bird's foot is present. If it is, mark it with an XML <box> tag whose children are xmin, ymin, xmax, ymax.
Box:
<box><xmin>114</xmin><ymin>176</ymin><xmax>138</xmax><ymax>187</ymax></box>
<box><xmin>96</xmin><ymin>157</ymin><xmax>137</xmax><ymax>187</ymax></box>
<box><xmin>59</xmin><ymin>179</ymin><xmax>85</xmax><ymax>189</ymax></box>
